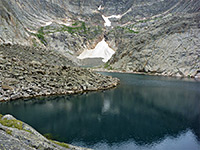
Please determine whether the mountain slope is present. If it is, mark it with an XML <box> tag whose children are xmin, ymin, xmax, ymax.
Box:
<box><xmin>0</xmin><ymin>0</ymin><xmax>200</xmax><ymax>77</ymax></box>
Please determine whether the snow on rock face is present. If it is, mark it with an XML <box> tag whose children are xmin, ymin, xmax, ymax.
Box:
<box><xmin>77</xmin><ymin>39</ymin><xmax>115</xmax><ymax>62</ymax></box>
<box><xmin>102</xmin><ymin>15</ymin><xmax>122</xmax><ymax>27</ymax></box>
<box><xmin>102</xmin><ymin>15</ymin><xmax>112</xmax><ymax>27</ymax></box>
<box><xmin>98</xmin><ymin>5</ymin><xmax>102</xmax><ymax>10</ymax></box>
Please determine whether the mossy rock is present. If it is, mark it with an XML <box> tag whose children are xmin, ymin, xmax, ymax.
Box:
<box><xmin>50</xmin><ymin>140</ymin><xmax>70</xmax><ymax>149</ymax></box>
<box><xmin>0</xmin><ymin>116</ymin><xmax>23</xmax><ymax>130</ymax></box>
<box><xmin>0</xmin><ymin>114</ymin><xmax>31</xmax><ymax>134</ymax></box>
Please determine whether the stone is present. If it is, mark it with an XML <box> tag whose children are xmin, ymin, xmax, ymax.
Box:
<box><xmin>30</xmin><ymin>61</ymin><xmax>42</xmax><ymax>66</ymax></box>
<box><xmin>1</xmin><ymin>114</ymin><xmax>16</xmax><ymax>120</ymax></box>
<box><xmin>0</xmin><ymin>114</ymin><xmax>92</xmax><ymax>150</ymax></box>
<box><xmin>2</xmin><ymin>85</ymin><xmax>13</xmax><ymax>91</ymax></box>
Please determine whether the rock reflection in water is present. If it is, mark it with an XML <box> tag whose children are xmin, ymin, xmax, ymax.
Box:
<box><xmin>0</xmin><ymin>72</ymin><xmax>200</xmax><ymax>150</ymax></box>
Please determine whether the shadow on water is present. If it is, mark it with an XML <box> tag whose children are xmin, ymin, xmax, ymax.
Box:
<box><xmin>0</xmin><ymin>72</ymin><xmax>200</xmax><ymax>150</ymax></box>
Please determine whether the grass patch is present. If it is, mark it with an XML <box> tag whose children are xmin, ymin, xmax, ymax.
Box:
<box><xmin>44</xmin><ymin>132</ymin><xmax>70</xmax><ymax>149</ymax></box>
<box><xmin>114</xmin><ymin>26</ymin><xmax>139</xmax><ymax>34</ymax></box>
<box><xmin>44</xmin><ymin>133</ymin><xmax>54</xmax><ymax>140</ymax></box>
<box><xmin>31</xmin><ymin>26</ymin><xmax>47</xmax><ymax>45</ymax></box>
<box><xmin>104</xmin><ymin>63</ymin><xmax>110</xmax><ymax>69</ymax></box>
<box><xmin>50</xmin><ymin>140</ymin><xmax>70</xmax><ymax>149</ymax></box>
<box><xmin>6</xmin><ymin>129</ymin><xmax>12</xmax><ymax>135</ymax></box>
<box><xmin>42</xmin><ymin>21</ymin><xmax>102</xmax><ymax>37</ymax></box>
<box><xmin>104</xmin><ymin>63</ymin><xmax>113</xmax><ymax>70</ymax></box>
<box><xmin>0</xmin><ymin>114</ymin><xmax>32</xmax><ymax>134</ymax></box>
<box><xmin>0</xmin><ymin>117</ymin><xmax>23</xmax><ymax>130</ymax></box>
<box><xmin>36</xmin><ymin>27</ymin><xmax>47</xmax><ymax>45</ymax></box>
<box><xmin>126</xmin><ymin>28</ymin><xmax>139</xmax><ymax>33</ymax></box>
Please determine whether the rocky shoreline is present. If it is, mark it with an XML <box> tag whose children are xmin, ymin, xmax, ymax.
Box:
<box><xmin>0</xmin><ymin>44</ymin><xmax>119</xmax><ymax>102</ymax></box>
<box><xmin>93</xmin><ymin>68</ymin><xmax>200</xmax><ymax>80</ymax></box>
<box><xmin>0</xmin><ymin>114</ymin><xmax>92</xmax><ymax>150</ymax></box>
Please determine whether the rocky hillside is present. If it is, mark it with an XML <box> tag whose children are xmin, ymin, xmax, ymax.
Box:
<box><xmin>106</xmin><ymin>13</ymin><xmax>200</xmax><ymax>78</ymax></box>
<box><xmin>0</xmin><ymin>114</ymin><xmax>91</xmax><ymax>150</ymax></box>
<box><xmin>0</xmin><ymin>44</ymin><xmax>119</xmax><ymax>102</ymax></box>
<box><xmin>104</xmin><ymin>0</ymin><xmax>200</xmax><ymax>78</ymax></box>
<box><xmin>0</xmin><ymin>0</ymin><xmax>200</xmax><ymax>76</ymax></box>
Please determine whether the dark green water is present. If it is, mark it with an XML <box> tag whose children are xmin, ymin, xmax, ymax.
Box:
<box><xmin>0</xmin><ymin>72</ymin><xmax>200</xmax><ymax>150</ymax></box>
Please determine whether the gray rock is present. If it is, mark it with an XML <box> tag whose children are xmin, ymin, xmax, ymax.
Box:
<box><xmin>1</xmin><ymin>114</ymin><xmax>16</xmax><ymax>120</ymax></box>
<box><xmin>0</xmin><ymin>114</ymin><xmax>92</xmax><ymax>150</ymax></box>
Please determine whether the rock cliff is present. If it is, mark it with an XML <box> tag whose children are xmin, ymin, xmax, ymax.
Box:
<box><xmin>0</xmin><ymin>0</ymin><xmax>200</xmax><ymax>76</ymax></box>
<box><xmin>106</xmin><ymin>13</ymin><xmax>200</xmax><ymax>77</ymax></box>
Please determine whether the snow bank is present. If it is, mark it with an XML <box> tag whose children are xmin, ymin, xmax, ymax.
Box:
<box><xmin>98</xmin><ymin>5</ymin><xmax>102</xmax><ymax>10</ymax></box>
<box><xmin>77</xmin><ymin>39</ymin><xmax>115</xmax><ymax>62</ymax></box>
<box><xmin>102</xmin><ymin>15</ymin><xmax>112</xmax><ymax>26</ymax></box>
<box><xmin>102</xmin><ymin>15</ymin><xmax>122</xmax><ymax>27</ymax></box>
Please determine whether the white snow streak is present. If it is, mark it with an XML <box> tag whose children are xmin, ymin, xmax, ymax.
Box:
<box><xmin>102</xmin><ymin>15</ymin><xmax>122</xmax><ymax>26</ymax></box>
<box><xmin>101</xmin><ymin>8</ymin><xmax>132</xmax><ymax>27</ymax></box>
<box><xmin>102</xmin><ymin>15</ymin><xmax>112</xmax><ymax>26</ymax></box>
<box><xmin>98</xmin><ymin>5</ymin><xmax>102</xmax><ymax>10</ymax></box>
<box><xmin>77</xmin><ymin>39</ymin><xmax>115</xmax><ymax>62</ymax></box>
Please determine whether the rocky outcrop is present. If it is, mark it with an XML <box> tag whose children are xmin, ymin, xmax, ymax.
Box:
<box><xmin>0</xmin><ymin>0</ymin><xmax>104</xmax><ymax>65</ymax></box>
<box><xmin>1</xmin><ymin>0</ymin><xmax>200</xmax><ymax>76</ymax></box>
<box><xmin>0</xmin><ymin>114</ymin><xmax>91</xmax><ymax>150</ymax></box>
<box><xmin>0</xmin><ymin>44</ymin><xmax>119</xmax><ymax>102</ymax></box>
<box><xmin>106</xmin><ymin>12</ymin><xmax>200</xmax><ymax>78</ymax></box>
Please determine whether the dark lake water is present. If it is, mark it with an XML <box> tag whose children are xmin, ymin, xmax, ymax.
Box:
<box><xmin>0</xmin><ymin>72</ymin><xmax>200</xmax><ymax>150</ymax></box>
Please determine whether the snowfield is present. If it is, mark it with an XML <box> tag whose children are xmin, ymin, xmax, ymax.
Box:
<box><xmin>77</xmin><ymin>39</ymin><xmax>115</xmax><ymax>62</ymax></box>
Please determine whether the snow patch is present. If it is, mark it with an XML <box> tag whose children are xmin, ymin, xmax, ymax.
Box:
<box><xmin>44</xmin><ymin>21</ymin><xmax>53</xmax><ymax>26</ymax></box>
<box><xmin>98</xmin><ymin>5</ymin><xmax>102</xmax><ymax>10</ymax></box>
<box><xmin>57</xmin><ymin>21</ymin><xmax>71</xmax><ymax>26</ymax></box>
<box><xmin>77</xmin><ymin>39</ymin><xmax>115</xmax><ymax>62</ymax></box>
<box><xmin>102</xmin><ymin>15</ymin><xmax>122</xmax><ymax>26</ymax></box>
<box><xmin>102</xmin><ymin>15</ymin><xmax>111</xmax><ymax>27</ymax></box>
<box><xmin>102</xmin><ymin>8</ymin><xmax>132</xmax><ymax>27</ymax></box>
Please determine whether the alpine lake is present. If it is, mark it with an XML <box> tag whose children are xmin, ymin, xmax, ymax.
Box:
<box><xmin>0</xmin><ymin>72</ymin><xmax>200</xmax><ymax>150</ymax></box>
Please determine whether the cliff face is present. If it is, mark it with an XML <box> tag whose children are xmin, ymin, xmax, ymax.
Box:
<box><xmin>107</xmin><ymin>13</ymin><xmax>200</xmax><ymax>77</ymax></box>
<box><xmin>104</xmin><ymin>0</ymin><xmax>200</xmax><ymax>77</ymax></box>
<box><xmin>0</xmin><ymin>0</ymin><xmax>200</xmax><ymax>77</ymax></box>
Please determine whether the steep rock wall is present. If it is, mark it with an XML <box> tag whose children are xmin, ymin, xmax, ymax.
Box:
<box><xmin>0</xmin><ymin>0</ymin><xmax>200</xmax><ymax>76</ymax></box>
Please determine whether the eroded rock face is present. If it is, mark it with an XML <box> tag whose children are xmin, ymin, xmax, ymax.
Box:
<box><xmin>106</xmin><ymin>13</ymin><xmax>200</xmax><ymax>77</ymax></box>
<box><xmin>0</xmin><ymin>0</ymin><xmax>200</xmax><ymax>76</ymax></box>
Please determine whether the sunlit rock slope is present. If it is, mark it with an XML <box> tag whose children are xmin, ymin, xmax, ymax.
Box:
<box><xmin>0</xmin><ymin>0</ymin><xmax>200</xmax><ymax>77</ymax></box>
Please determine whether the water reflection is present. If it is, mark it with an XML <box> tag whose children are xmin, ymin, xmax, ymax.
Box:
<box><xmin>0</xmin><ymin>72</ymin><xmax>200</xmax><ymax>150</ymax></box>
<box><xmin>87</xmin><ymin>130</ymin><xmax>200</xmax><ymax>150</ymax></box>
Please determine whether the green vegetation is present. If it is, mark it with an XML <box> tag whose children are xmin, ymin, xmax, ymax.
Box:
<box><xmin>50</xmin><ymin>140</ymin><xmax>70</xmax><ymax>149</ymax></box>
<box><xmin>42</xmin><ymin>21</ymin><xmax>88</xmax><ymax>34</ymax></box>
<box><xmin>32</xmin><ymin>21</ymin><xmax>103</xmax><ymax>45</ymax></box>
<box><xmin>126</xmin><ymin>28</ymin><xmax>139</xmax><ymax>33</ymax></box>
<box><xmin>41</xmin><ymin>21</ymin><xmax>101</xmax><ymax>36</ymax></box>
<box><xmin>35</xmin><ymin>27</ymin><xmax>47</xmax><ymax>45</ymax></box>
<box><xmin>0</xmin><ymin>114</ymin><xmax>32</xmax><ymax>134</ymax></box>
<box><xmin>44</xmin><ymin>133</ymin><xmax>54</xmax><ymax>140</ymax></box>
<box><xmin>104</xmin><ymin>63</ymin><xmax>113</xmax><ymax>70</ymax></box>
<box><xmin>0</xmin><ymin>115</ymin><xmax>23</xmax><ymax>130</ymax></box>
<box><xmin>32</xmin><ymin>39</ymin><xmax>38</xmax><ymax>47</ymax></box>
<box><xmin>6</xmin><ymin>129</ymin><xmax>12</xmax><ymax>135</ymax></box>
<box><xmin>44</xmin><ymin>133</ymin><xmax>70</xmax><ymax>148</ymax></box>
<box><xmin>31</xmin><ymin>26</ymin><xmax>47</xmax><ymax>45</ymax></box>
<box><xmin>114</xmin><ymin>26</ymin><xmax>139</xmax><ymax>34</ymax></box>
